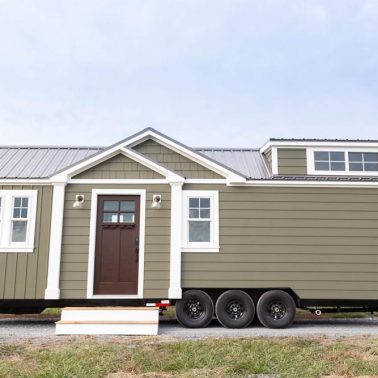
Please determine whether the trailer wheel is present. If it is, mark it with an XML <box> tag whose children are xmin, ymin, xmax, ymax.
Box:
<box><xmin>256</xmin><ymin>290</ymin><xmax>296</xmax><ymax>329</ymax></box>
<box><xmin>215</xmin><ymin>290</ymin><xmax>255</xmax><ymax>328</ymax></box>
<box><xmin>175</xmin><ymin>290</ymin><xmax>214</xmax><ymax>328</ymax></box>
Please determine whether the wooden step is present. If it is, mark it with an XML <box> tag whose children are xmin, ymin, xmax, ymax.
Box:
<box><xmin>56</xmin><ymin>320</ymin><xmax>158</xmax><ymax>325</ymax></box>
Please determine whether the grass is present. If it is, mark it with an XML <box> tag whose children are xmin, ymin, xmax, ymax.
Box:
<box><xmin>1</xmin><ymin>337</ymin><xmax>378</xmax><ymax>377</ymax></box>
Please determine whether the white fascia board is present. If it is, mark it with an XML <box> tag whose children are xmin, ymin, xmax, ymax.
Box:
<box><xmin>0</xmin><ymin>179</ymin><xmax>51</xmax><ymax>185</ymax></box>
<box><xmin>260</xmin><ymin>141</ymin><xmax>378</xmax><ymax>153</ymax></box>
<box><xmin>125</xmin><ymin>130</ymin><xmax>246</xmax><ymax>182</ymax></box>
<box><xmin>231</xmin><ymin>180</ymin><xmax>378</xmax><ymax>188</ymax></box>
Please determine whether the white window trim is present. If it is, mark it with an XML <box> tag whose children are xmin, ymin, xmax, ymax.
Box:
<box><xmin>182</xmin><ymin>190</ymin><xmax>219</xmax><ymax>253</ymax></box>
<box><xmin>307</xmin><ymin>147</ymin><xmax>378</xmax><ymax>176</ymax></box>
<box><xmin>87</xmin><ymin>189</ymin><xmax>146</xmax><ymax>299</ymax></box>
<box><xmin>0</xmin><ymin>190</ymin><xmax>38</xmax><ymax>253</ymax></box>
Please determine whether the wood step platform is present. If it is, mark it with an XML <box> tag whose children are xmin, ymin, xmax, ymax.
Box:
<box><xmin>55</xmin><ymin>307</ymin><xmax>159</xmax><ymax>335</ymax></box>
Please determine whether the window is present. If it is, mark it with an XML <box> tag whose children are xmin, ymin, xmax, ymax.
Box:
<box><xmin>182</xmin><ymin>190</ymin><xmax>219</xmax><ymax>252</ymax></box>
<box><xmin>314</xmin><ymin>151</ymin><xmax>345</xmax><ymax>172</ymax></box>
<box><xmin>0</xmin><ymin>190</ymin><xmax>38</xmax><ymax>252</ymax></box>
<box><xmin>349</xmin><ymin>152</ymin><xmax>378</xmax><ymax>172</ymax></box>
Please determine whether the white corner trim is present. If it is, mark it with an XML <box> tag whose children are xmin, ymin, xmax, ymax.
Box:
<box><xmin>271</xmin><ymin>147</ymin><xmax>278</xmax><ymax>175</ymax></box>
<box><xmin>181</xmin><ymin>190</ymin><xmax>220</xmax><ymax>253</ymax></box>
<box><xmin>169</xmin><ymin>182</ymin><xmax>183</xmax><ymax>299</ymax></box>
<box><xmin>87</xmin><ymin>188</ymin><xmax>146</xmax><ymax>299</ymax></box>
<box><xmin>45</xmin><ymin>183</ymin><xmax>66</xmax><ymax>299</ymax></box>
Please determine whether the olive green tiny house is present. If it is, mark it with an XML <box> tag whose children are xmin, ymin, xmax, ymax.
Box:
<box><xmin>2</xmin><ymin>128</ymin><xmax>378</xmax><ymax>329</ymax></box>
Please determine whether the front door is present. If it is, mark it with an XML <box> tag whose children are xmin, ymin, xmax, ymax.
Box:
<box><xmin>94</xmin><ymin>195</ymin><xmax>140</xmax><ymax>295</ymax></box>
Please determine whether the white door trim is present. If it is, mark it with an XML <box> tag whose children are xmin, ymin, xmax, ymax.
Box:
<box><xmin>87</xmin><ymin>188</ymin><xmax>146</xmax><ymax>299</ymax></box>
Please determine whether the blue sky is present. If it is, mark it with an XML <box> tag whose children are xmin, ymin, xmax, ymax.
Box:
<box><xmin>0</xmin><ymin>0</ymin><xmax>378</xmax><ymax>147</ymax></box>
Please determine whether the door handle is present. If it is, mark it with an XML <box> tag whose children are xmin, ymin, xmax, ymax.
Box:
<box><xmin>135</xmin><ymin>237</ymin><xmax>139</xmax><ymax>262</ymax></box>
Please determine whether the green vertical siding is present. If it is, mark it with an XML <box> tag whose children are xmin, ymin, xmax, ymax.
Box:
<box><xmin>60</xmin><ymin>184</ymin><xmax>171</xmax><ymax>299</ymax></box>
<box><xmin>72</xmin><ymin>154</ymin><xmax>164</xmax><ymax>179</ymax></box>
<box><xmin>0</xmin><ymin>185</ymin><xmax>52</xmax><ymax>300</ymax></box>
<box><xmin>182</xmin><ymin>184</ymin><xmax>378</xmax><ymax>300</ymax></box>
<box><xmin>277</xmin><ymin>148</ymin><xmax>307</xmax><ymax>175</ymax></box>
<box><xmin>133</xmin><ymin>139</ymin><xmax>224</xmax><ymax>179</ymax></box>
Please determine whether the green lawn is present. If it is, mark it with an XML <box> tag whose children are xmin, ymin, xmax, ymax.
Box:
<box><xmin>1</xmin><ymin>337</ymin><xmax>378</xmax><ymax>377</ymax></box>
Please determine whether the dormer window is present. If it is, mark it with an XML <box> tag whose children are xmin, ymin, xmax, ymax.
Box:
<box><xmin>314</xmin><ymin>151</ymin><xmax>345</xmax><ymax>172</ymax></box>
<box><xmin>349</xmin><ymin>152</ymin><xmax>378</xmax><ymax>172</ymax></box>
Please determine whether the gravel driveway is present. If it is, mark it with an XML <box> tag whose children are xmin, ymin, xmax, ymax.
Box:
<box><xmin>1</xmin><ymin>316</ymin><xmax>378</xmax><ymax>344</ymax></box>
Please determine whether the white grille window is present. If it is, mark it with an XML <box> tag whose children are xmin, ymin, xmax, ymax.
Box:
<box><xmin>182</xmin><ymin>190</ymin><xmax>219</xmax><ymax>252</ymax></box>
<box><xmin>0</xmin><ymin>191</ymin><xmax>37</xmax><ymax>252</ymax></box>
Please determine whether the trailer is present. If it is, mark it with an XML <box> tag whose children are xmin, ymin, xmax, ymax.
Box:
<box><xmin>2</xmin><ymin>128</ymin><xmax>378</xmax><ymax>331</ymax></box>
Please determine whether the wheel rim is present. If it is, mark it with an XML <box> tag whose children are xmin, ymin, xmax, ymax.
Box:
<box><xmin>225</xmin><ymin>300</ymin><xmax>245</xmax><ymax>320</ymax></box>
<box><xmin>184</xmin><ymin>298</ymin><xmax>204</xmax><ymax>319</ymax></box>
<box><xmin>268</xmin><ymin>300</ymin><xmax>286</xmax><ymax>320</ymax></box>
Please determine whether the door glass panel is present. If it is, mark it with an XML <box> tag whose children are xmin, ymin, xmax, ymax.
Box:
<box><xmin>120</xmin><ymin>201</ymin><xmax>135</xmax><ymax>212</ymax></box>
<box><xmin>189</xmin><ymin>221</ymin><xmax>210</xmax><ymax>242</ymax></box>
<box><xmin>104</xmin><ymin>201</ymin><xmax>119</xmax><ymax>211</ymax></box>
<box><xmin>119</xmin><ymin>213</ymin><xmax>135</xmax><ymax>223</ymax></box>
<box><xmin>103</xmin><ymin>213</ymin><xmax>118</xmax><ymax>223</ymax></box>
<box><xmin>12</xmin><ymin>221</ymin><xmax>27</xmax><ymax>242</ymax></box>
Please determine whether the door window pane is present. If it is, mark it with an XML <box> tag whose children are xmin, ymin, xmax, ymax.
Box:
<box><xmin>103</xmin><ymin>213</ymin><xmax>118</xmax><ymax>223</ymax></box>
<box><xmin>12</xmin><ymin>221</ymin><xmax>27</xmax><ymax>242</ymax></box>
<box><xmin>120</xmin><ymin>201</ymin><xmax>135</xmax><ymax>212</ymax></box>
<box><xmin>104</xmin><ymin>201</ymin><xmax>119</xmax><ymax>211</ymax></box>
<box><xmin>119</xmin><ymin>213</ymin><xmax>135</xmax><ymax>223</ymax></box>
<box><xmin>189</xmin><ymin>221</ymin><xmax>210</xmax><ymax>242</ymax></box>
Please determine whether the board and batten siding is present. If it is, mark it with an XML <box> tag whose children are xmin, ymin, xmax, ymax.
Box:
<box><xmin>133</xmin><ymin>139</ymin><xmax>224</xmax><ymax>179</ymax></box>
<box><xmin>0</xmin><ymin>185</ymin><xmax>52</xmax><ymax>300</ymax></box>
<box><xmin>72</xmin><ymin>154</ymin><xmax>165</xmax><ymax>180</ymax></box>
<box><xmin>60</xmin><ymin>183</ymin><xmax>171</xmax><ymax>299</ymax></box>
<box><xmin>182</xmin><ymin>184</ymin><xmax>378</xmax><ymax>300</ymax></box>
<box><xmin>277</xmin><ymin>148</ymin><xmax>307</xmax><ymax>175</ymax></box>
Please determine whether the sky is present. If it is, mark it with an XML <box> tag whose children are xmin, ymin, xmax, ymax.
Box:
<box><xmin>0</xmin><ymin>0</ymin><xmax>378</xmax><ymax>148</ymax></box>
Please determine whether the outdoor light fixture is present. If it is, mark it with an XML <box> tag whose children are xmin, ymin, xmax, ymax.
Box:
<box><xmin>151</xmin><ymin>194</ymin><xmax>162</xmax><ymax>209</ymax></box>
<box><xmin>73</xmin><ymin>194</ymin><xmax>85</xmax><ymax>209</ymax></box>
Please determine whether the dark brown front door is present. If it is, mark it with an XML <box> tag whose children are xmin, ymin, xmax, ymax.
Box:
<box><xmin>94</xmin><ymin>195</ymin><xmax>140</xmax><ymax>295</ymax></box>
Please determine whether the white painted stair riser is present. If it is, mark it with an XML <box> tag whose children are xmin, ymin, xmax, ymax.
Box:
<box><xmin>61</xmin><ymin>310</ymin><xmax>158</xmax><ymax>322</ymax></box>
<box><xmin>56</xmin><ymin>323</ymin><xmax>158</xmax><ymax>335</ymax></box>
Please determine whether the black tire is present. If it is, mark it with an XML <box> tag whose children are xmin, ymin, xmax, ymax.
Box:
<box><xmin>175</xmin><ymin>290</ymin><xmax>214</xmax><ymax>328</ymax></box>
<box><xmin>215</xmin><ymin>290</ymin><xmax>255</xmax><ymax>328</ymax></box>
<box><xmin>256</xmin><ymin>290</ymin><xmax>296</xmax><ymax>329</ymax></box>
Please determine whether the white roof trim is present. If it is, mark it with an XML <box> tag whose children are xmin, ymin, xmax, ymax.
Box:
<box><xmin>50</xmin><ymin>144</ymin><xmax>184</xmax><ymax>183</ymax></box>
<box><xmin>125</xmin><ymin>129</ymin><xmax>246</xmax><ymax>183</ymax></box>
<box><xmin>230</xmin><ymin>180</ymin><xmax>378</xmax><ymax>188</ymax></box>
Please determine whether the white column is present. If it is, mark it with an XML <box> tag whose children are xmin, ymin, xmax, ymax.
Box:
<box><xmin>168</xmin><ymin>181</ymin><xmax>184</xmax><ymax>299</ymax></box>
<box><xmin>45</xmin><ymin>182</ymin><xmax>66</xmax><ymax>300</ymax></box>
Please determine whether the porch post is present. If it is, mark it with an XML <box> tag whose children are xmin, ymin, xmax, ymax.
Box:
<box><xmin>168</xmin><ymin>181</ymin><xmax>184</xmax><ymax>299</ymax></box>
<box><xmin>44</xmin><ymin>182</ymin><xmax>66</xmax><ymax>299</ymax></box>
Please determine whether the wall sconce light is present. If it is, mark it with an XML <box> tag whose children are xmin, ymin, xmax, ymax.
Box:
<box><xmin>151</xmin><ymin>194</ymin><xmax>162</xmax><ymax>209</ymax></box>
<box><xmin>73</xmin><ymin>194</ymin><xmax>85</xmax><ymax>209</ymax></box>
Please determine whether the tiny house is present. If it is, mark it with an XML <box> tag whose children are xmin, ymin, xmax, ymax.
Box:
<box><xmin>2</xmin><ymin>128</ymin><xmax>378</xmax><ymax>329</ymax></box>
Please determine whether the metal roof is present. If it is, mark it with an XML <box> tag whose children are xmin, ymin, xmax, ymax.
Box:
<box><xmin>269</xmin><ymin>138</ymin><xmax>378</xmax><ymax>143</ymax></box>
<box><xmin>0</xmin><ymin>145</ymin><xmax>271</xmax><ymax>179</ymax></box>
<box><xmin>196</xmin><ymin>148</ymin><xmax>271</xmax><ymax>179</ymax></box>
<box><xmin>0</xmin><ymin>147</ymin><xmax>102</xmax><ymax>178</ymax></box>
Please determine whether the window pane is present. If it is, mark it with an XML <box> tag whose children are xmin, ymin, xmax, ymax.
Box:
<box><xmin>119</xmin><ymin>213</ymin><xmax>135</xmax><ymax>223</ymax></box>
<box><xmin>21</xmin><ymin>208</ymin><xmax>28</xmax><ymax>218</ymax></box>
<box><xmin>189</xmin><ymin>209</ymin><xmax>199</xmax><ymax>219</ymax></box>
<box><xmin>13</xmin><ymin>208</ymin><xmax>21</xmax><ymax>218</ymax></box>
<box><xmin>331</xmin><ymin>162</ymin><xmax>345</xmax><ymax>171</ymax></box>
<box><xmin>189</xmin><ymin>221</ymin><xmax>210</xmax><ymax>242</ymax></box>
<box><xmin>200</xmin><ymin>198</ymin><xmax>210</xmax><ymax>208</ymax></box>
<box><xmin>200</xmin><ymin>209</ymin><xmax>210</xmax><ymax>218</ymax></box>
<box><xmin>103</xmin><ymin>213</ymin><xmax>118</xmax><ymax>223</ymax></box>
<box><xmin>365</xmin><ymin>163</ymin><xmax>378</xmax><ymax>171</ymax></box>
<box><xmin>349</xmin><ymin>162</ymin><xmax>363</xmax><ymax>171</ymax></box>
<box><xmin>104</xmin><ymin>201</ymin><xmax>118</xmax><ymax>211</ymax></box>
<box><xmin>120</xmin><ymin>201</ymin><xmax>135</xmax><ymax>212</ymax></box>
<box><xmin>364</xmin><ymin>153</ymin><xmax>378</xmax><ymax>162</ymax></box>
<box><xmin>349</xmin><ymin>152</ymin><xmax>363</xmax><ymax>162</ymax></box>
<box><xmin>12</xmin><ymin>221</ymin><xmax>27</xmax><ymax>242</ymax></box>
<box><xmin>14</xmin><ymin>197</ymin><xmax>22</xmax><ymax>207</ymax></box>
<box><xmin>189</xmin><ymin>198</ymin><xmax>199</xmax><ymax>208</ymax></box>
<box><xmin>330</xmin><ymin>152</ymin><xmax>345</xmax><ymax>162</ymax></box>
<box><xmin>314</xmin><ymin>162</ymin><xmax>330</xmax><ymax>171</ymax></box>
<box><xmin>21</xmin><ymin>198</ymin><xmax>29</xmax><ymax>207</ymax></box>
<box><xmin>314</xmin><ymin>151</ymin><xmax>329</xmax><ymax>161</ymax></box>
